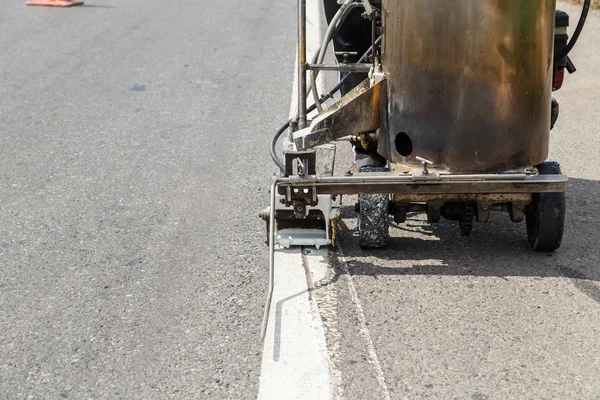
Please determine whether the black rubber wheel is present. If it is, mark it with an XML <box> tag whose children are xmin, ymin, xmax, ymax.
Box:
<box><xmin>526</xmin><ymin>162</ymin><xmax>566</xmax><ymax>252</ymax></box>
<box><xmin>358</xmin><ymin>194</ymin><xmax>390</xmax><ymax>249</ymax></box>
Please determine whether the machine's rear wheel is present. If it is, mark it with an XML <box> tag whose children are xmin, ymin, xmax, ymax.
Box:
<box><xmin>358</xmin><ymin>194</ymin><xmax>390</xmax><ymax>249</ymax></box>
<box><xmin>526</xmin><ymin>162</ymin><xmax>566</xmax><ymax>252</ymax></box>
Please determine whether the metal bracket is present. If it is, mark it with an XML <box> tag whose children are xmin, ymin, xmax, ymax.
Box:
<box><xmin>293</xmin><ymin>78</ymin><xmax>387</xmax><ymax>150</ymax></box>
<box><xmin>285</xmin><ymin>185</ymin><xmax>318</xmax><ymax>206</ymax></box>
<box><xmin>361</xmin><ymin>0</ymin><xmax>375</xmax><ymax>19</ymax></box>
<box><xmin>274</xmin><ymin>194</ymin><xmax>341</xmax><ymax>249</ymax></box>
<box><xmin>285</xmin><ymin>151</ymin><xmax>316</xmax><ymax>177</ymax></box>
<box><xmin>261</xmin><ymin>177</ymin><xmax>340</xmax><ymax>342</ymax></box>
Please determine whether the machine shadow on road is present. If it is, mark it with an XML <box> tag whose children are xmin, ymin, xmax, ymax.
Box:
<box><xmin>328</xmin><ymin>178</ymin><xmax>600</xmax><ymax>302</ymax></box>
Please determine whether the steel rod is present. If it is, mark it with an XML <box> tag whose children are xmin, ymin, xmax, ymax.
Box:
<box><xmin>277</xmin><ymin>174</ymin><xmax>568</xmax><ymax>196</ymax></box>
<box><xmin>307</xmin><ymin>63</ymin><xmax>373</xmax><ymax>72</ymax></box>
<box><xmin>261</xmin><ymin>178</ymin><xmax>279</xmax><ymax>342</ymax></box>
<box><xmin>370</xmin><ymin>4</ymin><xmax>377</xmax><ymax>69</ymax></box>
<box><xmin>280</xmin><ymin>173</ymin><xmax>542</xmax><ymax>184</ymax></box>
<box><xmin>298</xmin><ymin>0</ymin><xmax>308</xmax><ymax>129</ymax></box>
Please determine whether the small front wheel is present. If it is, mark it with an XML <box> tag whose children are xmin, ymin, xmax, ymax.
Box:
<box><xmin>526</xmin><ymin>162</ymin><xmax>566</xmax><ymax>252</ymax></box>
<box><xmin>526</xmin><ymin>192</ymin><xmax>566</xmax><ymax>252</ymax></box>
<box><xmin>358</xmin><ymin>194</ymin><xmax>390</xmax><ymax>249</ymax></box>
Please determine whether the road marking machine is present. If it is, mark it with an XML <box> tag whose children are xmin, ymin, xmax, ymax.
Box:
<box><xmin>261</xmin><ymin>0</ymin><xmax>590</xmax><ymax>339</ymax></box>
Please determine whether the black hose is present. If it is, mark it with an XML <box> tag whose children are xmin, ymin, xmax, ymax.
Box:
<box><xmin>269</xmin><ymin>122</ymin><xmax>289</xmax><ymax>172</ymax></box>
<box><xmin>270</xmin><ymin>36</ymin><xmax>383</xmax><ymax>172</ymax></box>
<box><xmin>555</xmin><ymin>0</ymin><xmax>590</xmax><ymax>63</ymax></box>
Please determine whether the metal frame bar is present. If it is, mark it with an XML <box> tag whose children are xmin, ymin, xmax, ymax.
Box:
<box><xmin>306</xmin><ymin>63</ymin><xmax>373</xmax><ymax>72</ymax></box>
<box><xmin>277</xmin><ymin>173</ymin><xmax>568</xmax><ymax>196</ymax></box>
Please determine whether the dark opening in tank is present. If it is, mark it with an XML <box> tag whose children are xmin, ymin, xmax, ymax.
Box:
<box><xmin>394</xmin><ymin>132</ymin><xmax>413</xmax><ymax>157</ymax></box>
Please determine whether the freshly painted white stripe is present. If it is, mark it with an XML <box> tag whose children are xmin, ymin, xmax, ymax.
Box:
<box><xmin>303</xmin><ymin>249</ymin><xmax>332</xmax><ymax>384</ymax></box>
<box><xmin>257</xmin><ymin>249</ymin><xmax>333</xmax><ymax>400</ymax></box>
<box><xmin>337</xmin><ymin>248</ymin><xmax>392</xmax><ymax>400</ymax></box>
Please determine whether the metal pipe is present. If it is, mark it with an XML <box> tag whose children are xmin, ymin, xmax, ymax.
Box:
<box><xmin>370</xmin><ymin>8</ymin><xmax>377</xmax><ymax>69</ymax></box>
<box><xmin>281</xmin><ymin>173</ymin><xmax>536</xmax><ymax>185</ymax></box>
<box><xmin>261</xmin><ymin>177</ymin><xmax>279</xmax><ymax>342</ymax></box>
<box><xmin>310</xmin><ymin>0</ymin><xmax>359</xmax><ymax>114</ymax></box>
<box><xmin>276</xmin><ymin>174</ymin><xmax>568</xmax><ymax>196</ymax></box>
<box><xmin>298</xmin><ymin>0</ymin><xmax>307</xmax><ymax>129</ymax></box>
<box><xmin>307</xmin><ymin>63</ymin><xmax>372</xmax><ymax>72</ymax></box>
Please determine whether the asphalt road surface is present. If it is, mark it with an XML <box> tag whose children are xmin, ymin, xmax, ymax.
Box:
<box><xmin>0</xmin><ymin>0</ymin><xmax>294</xmax><ymax>398</ymax></box>
<box><xmin>1</xmin><ymin>1</ymin><xmax>599</xmax><ymax>399</ymax></box>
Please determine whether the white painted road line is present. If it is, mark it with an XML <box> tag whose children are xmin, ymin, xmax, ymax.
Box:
<box><xmin>257</xmin><ymin>249</ymin><xmax>333</xmax><ymax>400</ymax></box>
<box><xmin>258</xmin><ymin>2</ymin><xmax>334</xmax><ymax>400</ymax></box>
<box><xmin>337</xmin><ymin>247</ymin><xmax>392</xmax><ymax>400</ymax></box>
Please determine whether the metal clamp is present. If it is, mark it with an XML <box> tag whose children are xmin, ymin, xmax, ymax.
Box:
<box><xmin>334</xmin><ymin>51</ymin><xmax>358</xmax><ymax>64</ymax></box>
<box><xmin>285</xmin><ymin>151</ymin><xmax>316</xmax><ymax>177</ymax></box>
<box><xmin>361</xmin><ymin>0</ymin><xmax>376</xmax><ymax>20</ymax></box>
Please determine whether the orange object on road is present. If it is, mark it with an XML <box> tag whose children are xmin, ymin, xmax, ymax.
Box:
<box><xmin>26</xmin><ymin>0</ymin><xmax>83</xmax><ymax>6</ymax></box>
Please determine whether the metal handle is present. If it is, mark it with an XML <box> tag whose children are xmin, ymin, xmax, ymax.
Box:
<box><xmin>416</xmin><ymin>156</ymin><xmax>434</xmax><ymax>165</ymax></box>
<box><xmin>416</xmin><ymin>156</ymin><xmax>434</xmax><ymax>175</ymax></box>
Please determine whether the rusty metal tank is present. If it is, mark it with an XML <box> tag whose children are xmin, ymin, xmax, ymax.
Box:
<box><xmin>378</xmin><ymin>0</ymin><xmax>557</xmax><ymax>172</ymax></box>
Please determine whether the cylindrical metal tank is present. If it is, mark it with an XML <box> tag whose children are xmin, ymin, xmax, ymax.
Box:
<box><xmin>379</xmin><ymin>0</ymin><xmax>556</xmax><ymax>172</ymax></box>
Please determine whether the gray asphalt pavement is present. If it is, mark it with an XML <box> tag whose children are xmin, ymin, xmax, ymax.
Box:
<box><xmin>316</xmin><ymin>3</ymin><xmax>600</xmax><ymax>399</ymax></box>
<box><xmin>0</xmin><ymin>1</ymin><xmax>295</xmax><ymax>398</ymax></box>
